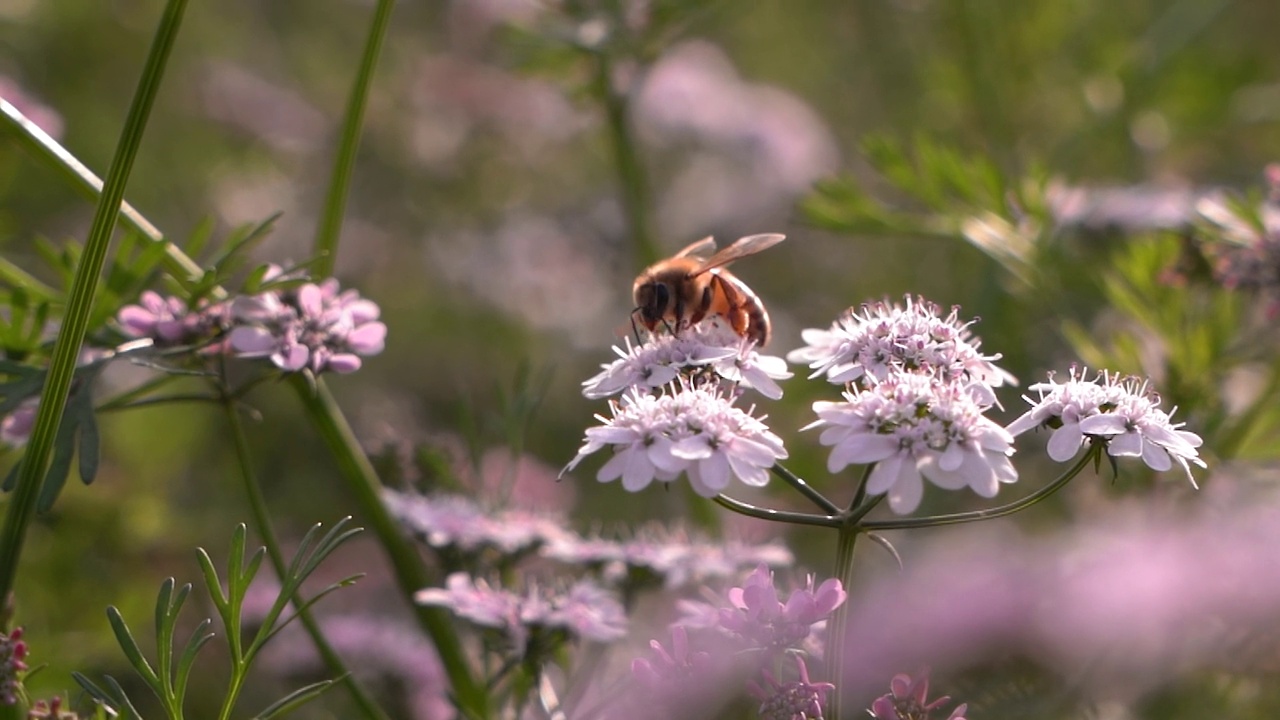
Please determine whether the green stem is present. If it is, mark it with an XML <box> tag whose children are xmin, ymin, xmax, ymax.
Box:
<box><xmin>1216</xmin><ymin>359</ymin><xmax>1280</xmax><ymax>460</ymax></box>
<box><xmin>221</xmin><ymin>398</ymin><xmax>391</xmax><ymax>720</ymax></box>
<box><xmin>826</xmin><ymin>522</ymin><xmax>859</xmax><ymax>720</ymax></box>
<box><xmin>712</xmin><ymin>494</ymin><xmax>840</xmax><ymax>528</ymax></box>
<box><xmin>593</xmin><ymin>52</ymin><xmax>658</xmax><ymax>267</ymax></box>
<box><xmin>0</xmin><ymin>99</ymin><xmax>202</xmax><ymax>288</ymax></box>
<box><xmin>290</xmin><ymin>375</ymin><xmax>488</xmax><ymax>717</ymax></box>
<box><xmin>861</xmin><ymin>445</ymin><xmax>1099</xmax><ymax>531</ymax></box>
<box><xmin>313</xmin><ymin>0</ymin><xmax>396</xmax><ymax>278</ymax></box>
<box><xmin>771</xmin><ymin>462</ymin><xmax>841</xmax><ymax>514</ymax></box>
<box><xmin>0</xmin><ymin>0</ymin><xmax>189</xmax><ymax>612</ymax></box>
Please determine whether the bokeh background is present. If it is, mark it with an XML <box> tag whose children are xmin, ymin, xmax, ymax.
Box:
<box><xmin>3</xmin><ymin>0</ymin><xmax>1280</xmax><ymax>717</ymax></box>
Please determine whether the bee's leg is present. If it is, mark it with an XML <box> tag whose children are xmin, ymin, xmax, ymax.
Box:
<box><xmin>629</xmin><ymin>309</ymin><xmax>644</xmax><ymax>345</ymax></box>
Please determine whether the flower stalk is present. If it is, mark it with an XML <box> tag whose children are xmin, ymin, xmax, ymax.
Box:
<box><xmin>221</xmin><ymin>393</ymin><xmax>391</xmax><ymax>720</ymax></box>
<box><xmin>0</xmin><ymin>0</ymin><xmax>189</xmax><ymax>611</ymax></box>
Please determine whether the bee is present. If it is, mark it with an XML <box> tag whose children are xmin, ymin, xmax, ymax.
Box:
<box><xmin>632</xmin><ymin>233</ymin><xmax>785</xmax><ymax>347</ymax></box>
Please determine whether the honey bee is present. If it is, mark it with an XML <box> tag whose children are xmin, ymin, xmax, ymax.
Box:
<box><xmin>632</xmin><ymin>233</ymin><xmax>785</xmax><ymax>347</ymax></box>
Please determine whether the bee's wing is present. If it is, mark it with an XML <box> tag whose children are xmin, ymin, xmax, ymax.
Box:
<box><xmin>673</xmin><ymin>236</ymin><xmax>718</xmax><ymax>259</ymax></box>
<box><xmin>692</xmin><ymin>233</ymin><xmax>785</xmax><ymax>274</ymax></box>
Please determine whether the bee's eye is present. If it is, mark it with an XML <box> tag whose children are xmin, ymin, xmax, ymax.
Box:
<box><xmin>652</xmin><ymin>283</ymin><xmax>670</xmax><ymax>313</ymax></box>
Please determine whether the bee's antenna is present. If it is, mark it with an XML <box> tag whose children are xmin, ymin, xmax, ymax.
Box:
<box><xmin>629</xmin><ymin>307</ymin><xmax>644</xmax><ymax>345</ymax></box>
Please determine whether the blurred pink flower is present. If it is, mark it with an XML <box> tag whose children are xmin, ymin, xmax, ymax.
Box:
<box><xmin>749</xmin><ymin>654</ymin><xmax>836</xmax><ymax>720</ymax></box>
<box><xmin>836</xmin><ymin>477</ymin><xmax>1280</xmax><ymax>703</ymax></box>
<box><xmin>0</xmin><ymin>399</ymin><xmax>37</xmax><ymax>448</ymax></box>
<box><xmin>868</xmin><ymin>669</ymin><xmax>966</xmax><ymax>720</ymax></box>
<box><xmin>715</xmin><ymin>564</ymin><xmax>846</xmax><ymax>654</ymax></box>
<box><xmin>635</xmin><ymin>41</ymin><xmax>839</xmax><ymax>237</ymax></box>
<box><xmin>0</xmin><ymin>627</ymin><xmax>27</xmax><ymax>705</ymax></box>
<box><xmin>260</xmin><ymin>615</ymin><xmax>450</xmax><ymax>720</ymax></box>
<box><xmin>415</xmin><ymin>573</ymin><xmax>627</xmax><ymax>652</ymax></box>
<box><xmin>0</xmin><ymin>76</ymin><xmax>63</xmax><ymax>140</ymax></box>
<box><xmin>118</xmin><ymin>291</ymin><xmax>227</xmax><ymax>346</ymax></box>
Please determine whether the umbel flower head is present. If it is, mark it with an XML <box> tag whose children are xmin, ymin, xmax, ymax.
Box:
<box><xmin>228</xmin><ymin>270</ymin><xmax>387</xmax><ymax>374</ymax></box>
<box><xmin>117</xmin><ymin>290</ymin><xmax>227</xmax><ymax>346</ymax></box>
<box><xmin>415</xmin><ymin>573</ymin><xmax>627</xmax><ymax>653</ymax></box>
<box><xmin>715</xmin><ymin>564</ymin><xmax>846</xmax><ymax>653</ymax></box>
<box><xmin>583</xmin><ymin>320</ymin><xmax>792</xmax><ymax>400</ymax></box>
<box><xmin>749</xmin><ymin>654</ymin><xmax>836</xmax><ymax>720</ymax></box>
<box><xmin>787</xmin><ymin>296</ymin><xmax>1012</xmax><ymax>401</ymax></box>
<box><xmin>542</xmin><ymin>522</ymin><xmax>793</xmax><ymax>589</ymax></box>
<box><xmin>1005</xmin><ymin>367</ymin><xmax>1205</xmax><ymax>486</ymax></box>
<box><xmin>0</xmin><ymin>627</ymin><xmax>27</xmax><ymax>706</ymax></box>
<box><xmin>561</xmin><ymin>383</ymin><xmax>787</xmax><ymax>497</ymax></box>
<box><xmin>804</xmin><ymin>371</ymin><xmax>1017</xmax><ymax>514</ymax></box>
<box><xmin>868</xmin><ymin>670</ymin><xmax>967</xmax><ymax>720</ymax></box>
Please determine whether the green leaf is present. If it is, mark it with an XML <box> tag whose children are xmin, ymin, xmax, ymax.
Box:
<box><xmin>107</xmin><ymin>606</ymin><xmax>161</xmax><ymax>688</ymax></box>
<box><xmin>77</xmin><ymin>394</ymin><xmax>101</xmax><ymax>485</ymax></box>
<box><xmin>183</xmin><ymin>215</ymin><xmax>217</xmax><ymax>261</ymax></box>
<box><xmin>174</xmin><ymin>618</ymin><xmax>215</xmax><ymax>706</ymax></box>
<box><xmin>208</xmin><ymin>213</ymin><xmax>282</xmax><ymax>277</ymax></box>
<box><xmin>197</xmin><ymin>546</ymin><xmax>230</xmax><ymax>612</ymax></box>
<box><xmin>253</xmin><ymin>678</ymin><xmax>341</xmax><ymax>720</ymax></box>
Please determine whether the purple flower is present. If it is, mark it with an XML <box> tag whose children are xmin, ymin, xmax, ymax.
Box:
<box><xmin>0</xmin><ymin>627</ymin><xmax>27</xmax><ymax>705</ymax></box>
<box><xmin>228</xmin><ymin>275</ymin><xmax>387</xmax><ymax>374</ymax></box>
<box><xmin>788</xmin><ymin>296</ymin><xmax>1013</xmax><ymax>397</ymax></box>
<box><xmin>415</xmin><ymin>573</ymin><xmax>627</xmax><ymax>653</ymax></box>
<box><xmin>0</xmin><ymin>400</ymin><xmax>37</xmax><ymax>448</ymax></box>
<box><xmin>804</xmin><ymin>372</ymin><xmax>1017</xmax><ymax>514</ymax></box>
<box><xmin>868</xmin><ymin>670</ymin><xmax>967</xmax><ymax>720</ymax></box>
<box><xmin>1005</xmin><ymin>367</ymin><xmax>1205</xmax><ymax>486</ymax></box>
<box><xmin>382</xmin><ymin>489</ymin><xmax>572</xmax><ymax>554</ymax></box>
<box><xmin>562</xmin><ymin>383</ymin><xmax>787</xmax><ymax>497</ymax></box>
<box><xmin>583</xmin><ymin>321</ymin><xmax>792</xmax><ymax>400</ymax></box>
<box><xmin>542</xmin><ymin>523</ymin><xmax>794</xmax><ymax>589</ymax></box>
<box><xmin>117</xmin><ymin>291</ymin><xmax>227</xmax><ymax>346</ymax></box>
<box><xmin>716</xmin><ymin>564</ymin><xmax>846</xmax><ymax>653</ymax></box>
<box><xmin>749</xmin><ymin>654</ymin><xmax>835</xmax><ymax>720</ymax></box>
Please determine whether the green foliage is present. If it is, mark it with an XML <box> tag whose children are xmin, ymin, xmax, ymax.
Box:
<box><xmin>73</xmin><ymin>520</ymin><xmax>360</xmax><ymax>720</ymax></box>
<box><xmin>802</xmin><ymin>135</ymin><xmax>1052</xmax><ymax>284</ymax></box>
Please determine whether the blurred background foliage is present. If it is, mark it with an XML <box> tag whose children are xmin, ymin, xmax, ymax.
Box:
<box><xmin>2</xmin><ymin>0</ymin><xmax>1280</xmax><ymax>717</ymax></box>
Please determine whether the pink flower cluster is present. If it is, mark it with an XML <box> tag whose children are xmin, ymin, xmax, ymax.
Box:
<box><xmin>415</xmin><ymin>573</ymin><xmax>627</xmax><ymax>653</ymax></box>
<box><xmin>630</xmin><ymin>565</ymin><xmax>845</xmax><ymax>719</ymax></box>
<box><xmin>0</xmin><ymin>627</ymin><xmax>27</xmax><ymax>706</ymax></box>
<box><xmin>115</xmin><ymin>271</ymin><xmax>386</xmax><ymax>375</ymax></box>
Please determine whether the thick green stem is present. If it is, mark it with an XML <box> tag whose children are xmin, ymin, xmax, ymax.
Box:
<box><xmin>221</xmin><ymin>399</ymin><xmax>391</xmax><ymax>720</ymax></box>
<box><xmin>0</xmin><ymin>0</ymin><xmax>188</xmax><ymax>612</ymax></box>
<box><xmin>290</xmin><ymin>375</ymin><xmax>488</xmax><ymax>717</ymax></box>
<box><xmin>313</xmin><ymin>0</ymin><xmax>396</xmax><ymax>278</ymax></box>
<box><xmin>826</xmin><ymin>523</ymin><xmax>859</xmax><ymax>720</ymax></box>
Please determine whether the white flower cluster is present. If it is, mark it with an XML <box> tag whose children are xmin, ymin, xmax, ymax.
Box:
<box><xmin>582</xmin><ymin>321</ymin><xmax>792</xmax><ymax>400</ymax></box>
<box><xmin>804</xmin><ymin>372</ymin><xmax>1017</xmax><ymax>514</ymax></box>
<box><xmin>1006</xmin><ymin>367</ymin><xmax>1205</xmax><ymax>485</ymax></box>
<box><xmin>788</xmin><ymin>296</ymin><xmax>1012</xmax><ymax>402</ymax></box>
<box><xmin>794</xmin><ymin>297</ymin><xmax>1019</xmax><ymax>514</ymax></box>
<box><xmin>562</xmin><ymin>384</ymin><xmax>787</xmax><ymax>497</ymax></box>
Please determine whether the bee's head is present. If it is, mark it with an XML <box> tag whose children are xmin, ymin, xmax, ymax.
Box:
<box><xmin>633</xmin><ymin>279</ymin><xmax>673</xmax><ymax>329</ymax></box>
